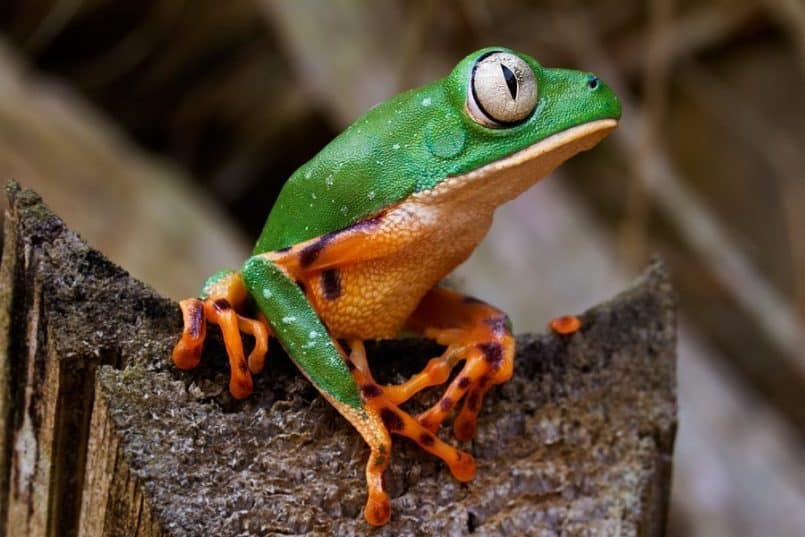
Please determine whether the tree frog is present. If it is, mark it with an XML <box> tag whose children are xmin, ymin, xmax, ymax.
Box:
<box><xmin>172</xmin><ymin>47</ymin><xmax>620</xmax><ymax>526</ymax></box>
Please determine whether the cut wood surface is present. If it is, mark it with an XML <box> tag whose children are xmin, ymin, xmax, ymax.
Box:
<box><xmin>0</xmin><ymin>184</ymin><xmax>676</xmax><ymax>536</ymax></box>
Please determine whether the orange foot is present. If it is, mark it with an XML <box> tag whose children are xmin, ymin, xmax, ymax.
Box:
<box><xmin>387</xmin><ymin>288</ymin><xmax>516</xmax><ymax>440</ymax></box>
<box><xmin>342</xmin><ymin>340</ymin><xmax>476</xmax><ymax>525</ymax></box>
<box><xmin>172</xmin><ymin>271</ymin><xmax>270</xmax><ymax>399</ymax></box>
<box><xmin>549</xmin><ymin>314</ymin><xmax>581</xmax><ymax>335</ymax></box>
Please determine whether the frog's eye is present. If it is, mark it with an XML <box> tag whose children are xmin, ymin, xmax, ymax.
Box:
<box><xmin>467</xmin><ymin>51</ymin><xmax>538</xmax><ymax>128</ymax></box>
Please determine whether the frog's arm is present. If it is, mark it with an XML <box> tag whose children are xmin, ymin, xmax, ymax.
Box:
<box><xmin>239</xmin><ymin>256</ymin><xmax>474</xmax><ymax>526</ymax></box>
<box><xmin>256</xmin><ymin>203</ymin><xmax>435</xmax><ymax>274</ymax></box>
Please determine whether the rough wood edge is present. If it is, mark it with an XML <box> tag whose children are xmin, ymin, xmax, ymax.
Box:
<box><xmin>78</xmin><ymin>375</ymin><xmax>165</xmax><ymax>537</ymax></box>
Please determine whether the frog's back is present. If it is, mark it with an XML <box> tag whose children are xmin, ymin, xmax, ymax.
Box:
<box><xmin>253</xmin><ymin>84</ymin><xmax>442</xmax><ymax>254</ymax></box>
<box><xmin>253</xmin><ymin>145</ymin><xmax>407</xmax><ymax>253</ymax></box>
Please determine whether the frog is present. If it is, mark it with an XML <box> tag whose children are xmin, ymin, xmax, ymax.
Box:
<box><xmin>172</xmin><ymin>46</ymin><xmax>620</xmax><ymax>526</ymax></box>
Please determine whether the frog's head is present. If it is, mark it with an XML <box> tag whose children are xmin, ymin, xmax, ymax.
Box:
<box><xmin>448</xmin><ymin>47</ymin><xmax>620</xmax><ymax>130</ymax></box>
<box><xmin>411</xmin><ymin>46</ymin><xmax>621</xmax><ymax>202</ymax></box>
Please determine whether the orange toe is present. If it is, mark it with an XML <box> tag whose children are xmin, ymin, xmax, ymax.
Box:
<box><xmin>364</xmin><ymin>489</ymin><xmax>391</xmax><ymax>526</ymax></box>
<box><xmin>549</xmin><ymin>315</ymin><xmax>581</xmax><ymax>335</ymax></box>
<box><xmin>449</xmin><ymin>451</ymin><xmax>476</xmax><ymax>482</ymax></box>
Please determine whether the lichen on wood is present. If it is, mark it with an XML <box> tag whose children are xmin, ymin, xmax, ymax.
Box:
<box><xmin>0</xmin><ymin>184</ymin><xmax>676</xmax><ymax>536</ymax></box>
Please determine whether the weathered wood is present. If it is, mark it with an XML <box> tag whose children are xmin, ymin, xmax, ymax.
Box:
<box><xmin>0</xmin><ymin>184</ymin><xmax>181</xmax><ymax>537</ymax></box>
<box><xmin>0</xmin><ymin>184</ymin><xmax>676</xmax><ymax>536</ymax></box>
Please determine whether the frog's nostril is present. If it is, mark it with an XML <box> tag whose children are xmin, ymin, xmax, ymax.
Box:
<box><xmin>587</xmin><ymin>75</ymin><xmax>600</xmax><ymax>90</ymax></box>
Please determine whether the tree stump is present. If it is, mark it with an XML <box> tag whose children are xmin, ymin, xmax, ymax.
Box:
<box><xmin>0</xmin><ymin>184</ymin><xmax>676</xmax><ymax>536</ymax></box>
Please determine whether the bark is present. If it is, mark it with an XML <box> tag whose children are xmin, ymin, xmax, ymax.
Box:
<box><xmin>0</xmin><ymin>184</ymin><xmax>676</xmax><ymax>536</ymax></box>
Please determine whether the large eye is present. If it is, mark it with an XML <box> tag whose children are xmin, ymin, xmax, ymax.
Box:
<box><xmin>467</xmin><ymin>51</ymin><xmax>538</xmax><ymax>128</ymax></box>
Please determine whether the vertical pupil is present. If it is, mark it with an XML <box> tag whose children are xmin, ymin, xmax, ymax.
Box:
<box><xmin>500</xmin><ymin>64</ymin><xmax>518</xmax><ymax>100</ymax></box>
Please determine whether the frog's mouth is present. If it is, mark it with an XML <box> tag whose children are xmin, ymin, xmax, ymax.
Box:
<box><xmin>413</xmin><ymin>118</ymin><xmax>618</xmax><ymax>204</ymax></box>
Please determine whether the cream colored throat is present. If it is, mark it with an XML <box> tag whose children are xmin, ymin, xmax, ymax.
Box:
<box><xmin>412</xmin><ymin>119</ymin><xmax>618</xmax><ymax>207</ymax></box>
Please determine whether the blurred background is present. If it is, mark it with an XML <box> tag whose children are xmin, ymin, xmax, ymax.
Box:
<box><xmin>0</xmin><ymin>1</ymin><xmax>803</xmax><ymax>535</ymax></box>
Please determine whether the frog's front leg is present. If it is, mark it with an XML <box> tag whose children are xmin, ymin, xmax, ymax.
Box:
<box><xmin>172</xmin><ymin>270</ymin><xmax>270</xmax><ymax>399</ymax></box>
<box><xmin>382</xmin><ymin>287</ymin><xmax>516</xmax><ymax>441</ymax></box>
<box><xmin>240</xmin><ymin>256</ymin><xmax>475</xmax><ymax>526</ymax></box>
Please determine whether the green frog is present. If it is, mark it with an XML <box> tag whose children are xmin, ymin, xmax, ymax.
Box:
<box><xmin>172</xmin><ymin>47</ymin><xmax>620</xmax><ymax>525</ymax></box>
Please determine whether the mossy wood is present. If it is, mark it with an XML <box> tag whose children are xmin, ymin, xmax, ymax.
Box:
<box><xmin>0</xmin><ymin>184</ymin><xmax>676</xmax><ymax>536</ymax></box>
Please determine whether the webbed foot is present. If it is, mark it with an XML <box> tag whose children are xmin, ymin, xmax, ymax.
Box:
<box><xmin>386</xmin><ymin>288</ymin><xmax>516</xmax><ymax>440</ymax></box>
<box><xmin>344</xmin><ymin>340</ymin><xmax>476</xmax><ymax>525</ymax></box>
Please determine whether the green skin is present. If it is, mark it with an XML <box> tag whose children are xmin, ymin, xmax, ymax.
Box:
<box><xmin>215</xmin><ymin>47</ymin><xmax>621</xmax><ymax>411</ymax></box>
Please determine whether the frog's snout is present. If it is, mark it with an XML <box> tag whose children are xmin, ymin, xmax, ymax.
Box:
<box><xmin>542</xmin><ymin>67</ymin><xmax>622</xmax><ymax>123</ymax></box>
<box><xmin>586</xmin><ymin>73</ymin><xmax>622</xmax><ymax>121</ymax></box>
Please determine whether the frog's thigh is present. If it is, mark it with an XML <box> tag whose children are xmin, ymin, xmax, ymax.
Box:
<box><xmin>241</xmin><ymin>255</ymin><xmax>363</xmax><ymax>409</ymax></box>
<box><xmin>240</xmin><ymin>256</ymin><xmax>396</xmax><ymax>524</ymax></box>
<box><xmin>392</xmin><ymin>287</ymin><xmax>516</xmax><ymax>441</ymax></box>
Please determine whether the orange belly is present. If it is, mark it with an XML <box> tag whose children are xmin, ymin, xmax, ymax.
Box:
<box><xmin>306</xmin><ymin>212</ymin><xmax>492</xmax><ymax>340</ymax></box>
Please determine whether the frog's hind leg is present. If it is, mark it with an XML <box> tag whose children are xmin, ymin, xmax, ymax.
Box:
<box><xmin>322</xmin><ymin>350</ymin><xmax>476</xmax><ymax>526</ymax></box>
<box><xmin>172</xmin><ymin>270</ymin><xmax>270</xmax><ymax>399</ymax></box>
<box><xmin>240</xmin><ymin>257</ymin><xmax>475</xmax><ymax>526</ymax></box>
<box><xmin>332</xmin><ymin>343</ymin><xmax>476</xmax><ymax>526</ymax></box>
<box><xmin>345</xmin><ymin>341</ymin><xmax>476</xmax><ymax>519</ymax></box>
<box><xmin>383</xmin><ymin>288</ymin><xmax>515</xmax><ymax>441</ymax></box>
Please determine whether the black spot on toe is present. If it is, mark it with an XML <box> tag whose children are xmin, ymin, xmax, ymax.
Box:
<box><xmin>467</xmin><ymin>392</ymin><xmax>480</xmax><ymax>411</ymax></box>
<box><xmin>186</xmin><ymin>301</ymin><xmax>204</xmax><ymax>337</ymax></box>
<box><xmin>380</xmin><ymin>408</ymin><xmax>404</xmax><ymax>431</ymax></box>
